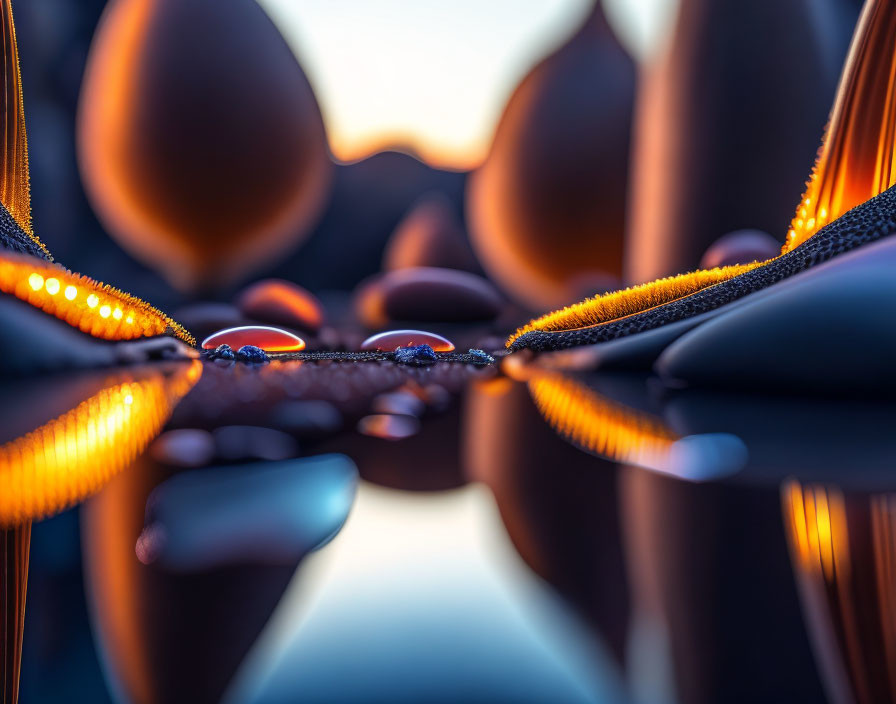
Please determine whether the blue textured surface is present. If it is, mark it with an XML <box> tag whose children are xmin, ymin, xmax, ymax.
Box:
<box><xmin>393</xmin><ymin>344</ymin><xmax>437</xmax><ymax>365</ymax></box>
<box><xmin>207</xmin><ymin>344</ymin><xmax>236</xmax><ymax>361</ymax></box>
<box><xmin>237</xmin><ymin>345</ymin><xmax>269</xmax><ymax>363</ymax></box>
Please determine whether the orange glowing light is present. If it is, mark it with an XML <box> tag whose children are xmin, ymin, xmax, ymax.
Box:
<box><xmin>783</xmin><ymin>480</ymin><xmax>850</xmax><ymax>583</ymax></box>
<box><xmin>236</xmin><ymin>279</ymin><xmax>324</xmax><ymax>332</ymax></box>
<box><xmin>0</xmin><ymin>252</ymin><xmax>194</xmax><ymax>345</ymax></box>
<box><xmin>785</xmin><ymin>0</ymin><xmax>896</xmax><ymax>252</ymax></box>
<box><xmin>508</xmin><ymin>0</ymin><xmax>896</xmax><ymax>350</ymax></box>
<box><xmin>0</xmin><ymin>0</ymin><xmax>194</xmax><ymax>351</ymax></box>
<box><xmin>0</xmin><ymin>361</ymin><xmax>201</xmax><ymax>525</ymax></box>
<box><xmin>507</xmin><ymin>262</ymin><xmax>760</xmax><ymax>346</ymax></box>
<box><xmin>330</xmin><ymin>133</ymin><xmax>483</xmax><ymax>173</ymax></box>
<box><xmin>526</xmin><ymin>371</ymin><xmax>678</xmax><ymax>469</ymax></box>
<box><xmin>780</xmin><ymin>480</ymin><xmax>880</xmax><ymax>704</ymax></box>
<box><xmin>0</xmin><ymin>0</ymin><xmax>46</xmax><ymax>257</ymax></box>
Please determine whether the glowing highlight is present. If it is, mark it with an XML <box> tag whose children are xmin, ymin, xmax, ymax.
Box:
<box><xmin>0</xmin><ymin>252</ymin><xmax>194</xmax><ymax>345</ymax></box>
<box><xmin>526</xmin><ymin>371</ymin><xmax>678</xmax><ymax>468</ymax></box>
<box><xmin>0</xmin><ymin>361</ymin><xmax>201</xmax><ymax>525</ymax></box>
<box><xmin>0</xmin><ymin>0</ymin><xmax>47</xmax><ymax>256</ymax></box>
<box><xmin>785</xmin><ymin>1</ymin><xmax>896</xmax><ymax>252</ymax></box>
<box><xmin>507</xmin><ymin>262</ymin><xmax>760</xmax><ymax>346</ymax></box>
<box><xmin>508</xmin><ymin>0</ymin><xmax>896</xmax><ymax>350</ymax></box>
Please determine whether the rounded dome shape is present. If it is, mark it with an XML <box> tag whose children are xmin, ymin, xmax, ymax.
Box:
<box><xmin>467</xmin><ymin>7</ymin><xmax>635</xmax><ymax>310</ymax></box>
<box><xmin>77</xmin><ymin>0</ymin><xmax>332</xmax><ymax>292</ymax></box>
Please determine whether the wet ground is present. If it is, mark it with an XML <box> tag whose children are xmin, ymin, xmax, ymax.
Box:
<box><xmin>3</xmin><ymin>355</ymin><xmax>891</xmax><ymax>704</ymax></box>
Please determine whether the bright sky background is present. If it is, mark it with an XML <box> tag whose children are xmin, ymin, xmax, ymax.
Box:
<box><xmin>258</xmin><ymin>0</ymin><xmax>676</xmax><ymax>170</ymax></box>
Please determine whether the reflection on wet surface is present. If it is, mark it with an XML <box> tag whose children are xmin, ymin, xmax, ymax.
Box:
<box><xmin>0</xmin><ymin>361</ymin><xmax>201</xmax><ymax>525</ymax></box>
<box><xmin>785</xmin><ymin>481</ymin><xmax>896</xmax><ymax>704</ymax></box>
<box><xmin>5</xmin><ymin>356</ymin><xmax>896</xmax><ymax>703</ymax></box>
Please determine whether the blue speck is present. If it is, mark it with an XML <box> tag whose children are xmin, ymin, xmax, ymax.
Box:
<box><xmin>393</xmin><ymin>344</ymin><xmax>437</xmax><ymax>365</ymax></box>
<box><xmin>208</xmin><ymin>344</ymin><xmax>235</xmax><ymax>361</ymax></box>
<box><xmin>467</xmin><ymin>349</ymin><xmax>495</xmax><ymax>364</ymax></box>
<box><xmin>237</xmin><ymin>345</ymin><xmax>269</xmax><ymax>363</ymax></box>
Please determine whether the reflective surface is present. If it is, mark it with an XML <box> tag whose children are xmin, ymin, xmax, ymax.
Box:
<box><xmin>6</xmin><ymin>356</ymin><xmax>896</xmax><ymax>704</ymax></box>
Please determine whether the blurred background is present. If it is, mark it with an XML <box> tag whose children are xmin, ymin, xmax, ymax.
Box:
<box><xmin>9</xmin><ymin>1</ymin><xmax>873</xmax><ymax>702</ymax></box>
<box><xmin>12</xmin><ymin>0</ymin><xmax>861</xmax><ymax>314</ymax></box>
<box><xmin>0</xmin><ymin>0</ymin><xmax>776</xmax><ymax>305</ymax></box>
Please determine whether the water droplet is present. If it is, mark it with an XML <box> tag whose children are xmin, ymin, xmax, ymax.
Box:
<box><xmin>360</xmin><ymin>329</ymin><xmax>454</xmax><ymax>352</ymax></box>
<box><xmin>201</xmin><ymin>325</ymin><xmax>305</xmax><ymax>352</ymax></box>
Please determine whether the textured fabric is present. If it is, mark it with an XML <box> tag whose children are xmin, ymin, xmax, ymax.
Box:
<box><xmin>511</xmin><ymin>184</ymin><xmax>896</xmax><ymax>351</ymax></box>
<box><xmin>0</xmin><ymin>200</ymin><xmax>48</xmax><ymax>260</ymax></box>
<box><xmin>264</xmin><ymin>350</ymin><xmax>494</xmax><ymax>365</ymax></box>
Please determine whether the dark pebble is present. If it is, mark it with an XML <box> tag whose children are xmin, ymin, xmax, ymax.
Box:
<box><xmin>383</xmin><ymin>192</ymin><xmax>480</xmax><ymax>273</ymax></box>
<box><xmin>699</xmin><ymin>229</ymin><xmax>781</xmax><ymax>269</ymax></box>
<box><xmin>355</xmin><ymin>266</ymin><xmax>503</xmax><ymax>326</ymax></box>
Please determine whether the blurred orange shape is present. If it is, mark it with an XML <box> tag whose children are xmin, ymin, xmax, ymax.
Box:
<box><xmin>236</xmin><ymin>278</ymin><xmax>324</xmax><ymax>332</ymax></box>
<box><xmin>467</xmin><ymin>5</ymin><xmax>634</xmax><ymax>309</ymax></box>
<box><xmin>77</xmin><ymin>0</ymin><xmax>331</xmax><ymax>292</ymax></box>
<box><xmin>785</xmin><ymin>0</ymin><xmax>896</xmax><ymax>252</ymax></box>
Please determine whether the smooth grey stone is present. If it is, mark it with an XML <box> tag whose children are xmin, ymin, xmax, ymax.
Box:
<box><xmin>137</xmin><ymin>455</ymin><xmax>358</xmax><ymax>570</ymax></box>
<box><xmin>535</xmin><ymin>312</ymin><xmax>714</xmax><ymax>371</ymax></box>
<box><xmin>0</xmin><ymin>296</ymin><xmax>196</xmax><ymax>374</ymax></box>
<box><xmin>662</xmin><ymin>390</ymin><xmax>896</xmax><ymax>489</ymax></box>
<box><xmin>656</xmin><ymin>236</ymin><xmax>896</xmax><ymax>394</ymax></box>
